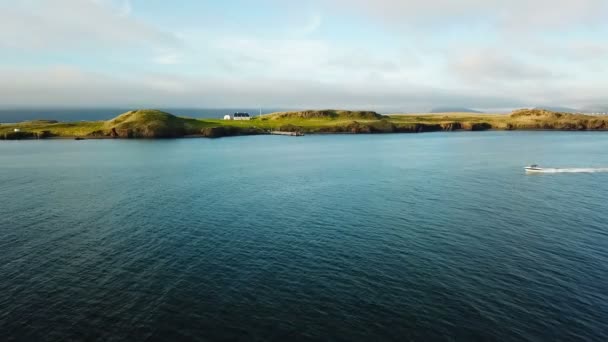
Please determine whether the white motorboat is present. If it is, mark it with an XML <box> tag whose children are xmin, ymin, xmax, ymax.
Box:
<box><xmin>524</xmin><ymin>164</ymin><xmax>543</xmax><ymax>172</ymax></box>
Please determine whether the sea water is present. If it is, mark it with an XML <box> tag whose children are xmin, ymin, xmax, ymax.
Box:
<box><xmin>1</xmin><ymin>131</ymin><xmax>608</xmax><ymax>341</ymax></box>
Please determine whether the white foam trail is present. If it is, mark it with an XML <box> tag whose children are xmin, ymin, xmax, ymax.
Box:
<box><xmin>531</xmin><ymin>168</ymin><xmax>608</xmax><ymax>173</ymax></box>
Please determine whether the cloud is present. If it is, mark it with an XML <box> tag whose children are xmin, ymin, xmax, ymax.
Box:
<box><xmin>447</xmin><ymin>50</ymin><xmax>560</xmax><ymax>82</ymax></box>
<box><xmin>91</xmin><ymin>0</ymin><xmax>132</xmax><ymax>16</ymax></box>
<box><xmin>118</xmin><ymin>0</ymin><xmax>133</xmax><ymax>16</ymax></box>
<box><xmin>327</xmin><ymin>54</ymin><xmax>400</xmax><ymax>73</ymax></box>
<box><xmin>153</xmin><ymin>52</ymin><xmax>183</xmax><ymax>65</ymax></box>
<box><xmin>195</xmin><ymin>32</ymin><xmax>413</xmax><ymax>84</ymax></box>
<box><xmin>2</xmin><ymin>65</ymin><xmax>604</xmax><ymax>111</ymax></box>
<box><xmin>327</xmin><ymin>0</ymin><xmax>608</xmax><ymax>32</ymax></box>
<box><xmin>0</xmin><ymin>1</ymin><xmax>605</xmax><ymax>111</ymax></box>
<box><xmin>208</xmin><ymin>36</ymin><xmax>334</xmax><ymax>78</ymax></box>
<box><xmin>297</xmin><ymin>14</ymin><xmax>322</xmax><ymax>35</ymax></box>
<box><xmin>0</xmin><ymin>0</ymin><xmax>178</xmax><ymax>51</ymax></box>
<box><xmin>528</xmin><ymin>40</ymin><xmax>608</xmax><ymax>65</ymax></box>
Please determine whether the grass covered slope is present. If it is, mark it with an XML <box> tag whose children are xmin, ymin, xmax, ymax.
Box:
<box><xmin>0</xmin><ymin>110</ymin><xmax>209</xmax><ymax>139</ymax></box>
<box><xmin>391</xmin><ymin>109</ymin><xmax>608</xmax><ymax>131</ymax></box>
<box><xmin>2</xmin><ymin>108</ymin><xmax>608</xmax><ymax>140</ymax></box>
<box><xmin>0</xmin><ymin>120</ymin><xmax>105</xmax><ymax>139</ymax></box>
<box><xmin>268</xmin><ymin>110</ymin><xmax>385</xmax><ymax>120</ymax></box>
<box><xmin>505</xmin><ymin>109</ymin><xmax>608</xmax><ymax>130</ymax></box>
<box><xmin>104</xmin><ymin>109</ymin><xmax>206</xmax><ymax>138</ymax></box>
<box><xmin>195</xmin><ymin>110</ymin><xmax>395</xmax><ymax>136</ymax></box>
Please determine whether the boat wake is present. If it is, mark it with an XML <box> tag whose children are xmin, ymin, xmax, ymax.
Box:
<box><xmin>529</xmin><ymin>168</ymin><xmax>608</xmax><ymax>173</ymax></box>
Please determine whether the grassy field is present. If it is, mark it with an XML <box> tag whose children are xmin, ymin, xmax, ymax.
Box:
<box><xmin>2</xmin><ymin>108</ymin><xmax>607</xmax><ymax>139</ymax></box>
<box><xmin>389</xmin><ymin>113</ymin><xmax>505</xmax><ymax>124</ymax></box>
<box><xmin>389</xmin><ymin>109</ymin><xmax>608</xmax><ymax>130</ymax></box>
<box><xmin>0</xmin><ymin>120</ymin><xmax>106</xmax><ymax>139</ymax></box>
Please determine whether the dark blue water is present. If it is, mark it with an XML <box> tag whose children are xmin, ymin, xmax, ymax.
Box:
<box><xmin>0</xmin><ymin>108</ymin><xmax>285</xmax><ymax>123</ymax></box>
<box><xmin>1</xmin><ymin>132</ymin><xmax>608</xmax><ymax>341</ymax></box>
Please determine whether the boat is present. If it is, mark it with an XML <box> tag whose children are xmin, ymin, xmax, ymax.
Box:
<box><xmin>524</xmin><ymin>164</ymin><xmax>543</xmax><ymax>172</ymax></box>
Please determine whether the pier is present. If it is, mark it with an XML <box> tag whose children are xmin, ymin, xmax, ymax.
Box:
<box><xmin>269</xmin><ymin>131</ymin><xmax>304</xmax><ymax>136</ymax></box>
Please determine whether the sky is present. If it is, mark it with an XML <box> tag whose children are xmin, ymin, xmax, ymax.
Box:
<box><xmin>0</xmin><ymin>0</ymin><xmax>607</xmax><ymax>112</ymax></box>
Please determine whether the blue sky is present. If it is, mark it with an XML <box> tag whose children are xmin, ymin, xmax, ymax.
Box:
<box><xmin>0</xmin><ymin>0</ymin><xmax>607</xmax><ymax>111</ymax></box>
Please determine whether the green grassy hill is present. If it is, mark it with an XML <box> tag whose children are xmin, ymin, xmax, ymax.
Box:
<box><xmin>104</xmin><ymin>109</ymin><xmax>201</xmax><ymax>138</ymax></box>
<box><xmin>267</xmin><ymin>110</ymin><xmax>385</xmax><ymax>120</ymax></box>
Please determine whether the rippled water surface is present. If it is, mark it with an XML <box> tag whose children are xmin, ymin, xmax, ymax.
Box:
<box><xmin>1</xmin><ymin>132</ymin><xmax>608</xmax><ymax>341</ymax></box>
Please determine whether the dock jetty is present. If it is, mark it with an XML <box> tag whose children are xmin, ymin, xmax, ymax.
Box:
<box><xmin>269</xmin><ymin>131</ymin><xmax>304</xmax><ymax>136</ymax></box>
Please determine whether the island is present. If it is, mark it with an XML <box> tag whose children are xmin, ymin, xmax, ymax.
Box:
<box><xmin>1</xmin><ymin>108</ymin><xmax>608</xmax><ymax>140</ymax></box>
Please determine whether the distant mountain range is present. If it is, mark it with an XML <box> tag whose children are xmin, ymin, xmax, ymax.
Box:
<box><xmin>429</xmin><ymin>107</ymin><xmax>482</xmax><ymax>113</ymax></box>
<box><xmin>429</xmin><ymin>106</ymin><xmax>608</xmax><ymax>114</ymax></box>
<box><xmin>580</xmin><ymin>106</ymin><xmax>608</xmax><ymax>114</ymax></box>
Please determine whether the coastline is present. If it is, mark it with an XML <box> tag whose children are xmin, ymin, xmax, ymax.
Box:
<box><xmin>4</xmin><ymin>129</ymin><xmax>608</xmax><ymax>142</ymax></box>
<box><xmin>2</xmin><ymin>108</ymin><xmax>608</xmax><ymax>140</ymax></box>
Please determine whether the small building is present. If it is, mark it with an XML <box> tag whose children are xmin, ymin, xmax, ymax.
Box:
<box><xmin>223</xmin><ymin>115</ymin><xmax>232</xmax><ymax>120</ymax></box>
<box><xmin>233</xmin><ymin>112</ymin><xmax>251</xmax><ymax>121</ymax></box>
<box><xmin>13</xmin><ymin>128</ymin><xmax>20</xmax><ymax>132</ymax></box>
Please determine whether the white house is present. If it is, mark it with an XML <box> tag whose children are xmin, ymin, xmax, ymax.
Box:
<box><xmin>233</xmin><ymin>112</ymin><xmax>251</xmax><ymax>121</ymax></box>
<box><xmin>13</xmin><ymin>128</ymin><xmax>20</xmax><ymax>132</ymax></box>
<box><xmin>223</xmin><ymin>115</ymin><xmax>232</xmax><ymax>120</ymax></box>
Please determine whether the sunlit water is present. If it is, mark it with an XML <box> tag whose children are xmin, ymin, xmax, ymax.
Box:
<box><xmin>1</xmin><ymin>131</ymin><xmax>608</xmax><ymax>341</ymax></box>
<box><xmin>529</xmin><ymin>168</ymin><xmax>608</xmax><ymax>173</ymax></box>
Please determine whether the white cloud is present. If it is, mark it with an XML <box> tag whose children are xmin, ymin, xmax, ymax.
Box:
<box><xmin>1</xmin><ymin>65</ymin><xmax>605</xmax><ymax>111</ymax></box>
<box><xmin>118</xmin><ymin>0</ymin><xmax>132</xmax><ymax>16</ymax></box>
<box><xmin>192</xmin><ymin>31</ymin><xmax>414</xmax><ymax>84</ymax></box>
<box><xmin>327</xmin><ymin>0</ymin><xmax>608</xmax><ymax>32</ymax></box>
<box><xmin>91</xmin><ymin>0</ymin><xmax>131</xmax><ymax>16</ymax></box>
<box><xmin>447</xmin><ymin>50</ymin><xmax>561</xmax><ymax>82</ymax></box>
<box><xmin>297</xmin><ymin>14</ymin><xmax>322</xmax><ymax>35</ymax></box>
<box><xmin>0</xmin><ymin>0</ymin><xmax>178</xmax><ymax>51</ymax></box>
<box><xmin>0</xmin><ymin>1</ymin><xmax>606</xmax><ymax>110</ymax></box>
<box><xmin>153</xmin><ymin>53</ymin><xmax>183</xmax><ymax>65</ymax></box>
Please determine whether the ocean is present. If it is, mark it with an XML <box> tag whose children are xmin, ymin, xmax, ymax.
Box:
<box><xmin>1</xmin><ymin>131</ymin><xmax>608</xmax><ymax>341</ymax></box>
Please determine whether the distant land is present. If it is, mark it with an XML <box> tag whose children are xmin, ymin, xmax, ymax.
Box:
<box><xmin>581</xmin><ymin>106</ymin><xmax>608</xmax><ymax>114</ymax></box>
<box><xmin>3</xmin><ymin>106</ymin><xmax>607</xmax><ymax>124</ymax></box>
<box><xmin>429</xmin><ymin>107</ymin><xmax>482</xmax><ymax>113</ymax></box>
<box><xmin>533</xmin><ymin>106</ymin><xmax>608</xmax><ymax>114</ymax></box>
<box><xmin>429</xmin><ymin>105</ymin><xmax>608</xmax><ymax>115</ymax></box>
<box><xmin>0</xmin><ymin>108</ymin><xmax>286</xmax><ymax>124</ymax></box>
<box><xmin>2</xmin><ymin>108</ymin><xmax>608</xmax><ymax>140</ymax></box>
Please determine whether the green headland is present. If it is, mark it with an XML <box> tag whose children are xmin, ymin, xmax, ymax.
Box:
<box><xmin>2</xmin><ymin>108</ymin><xmax>608</xmax><ymax>140</ymax></box>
